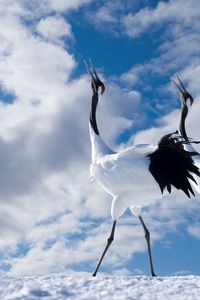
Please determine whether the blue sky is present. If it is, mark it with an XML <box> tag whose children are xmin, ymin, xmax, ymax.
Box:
<box><xmin>0</xmin><ymin>0</ymin><xmax>200</xmax><ymax>277</ymax></box>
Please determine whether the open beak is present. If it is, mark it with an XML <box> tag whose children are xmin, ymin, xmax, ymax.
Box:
<box><xmin>172</xmin><ymin>75</ymin><xmax>193</xmax><ymax>106</ymax></box>
<box><xmin>84</xmin><ymin>59</ymin><xmax>105</xmax><ymax>95</ymax></box>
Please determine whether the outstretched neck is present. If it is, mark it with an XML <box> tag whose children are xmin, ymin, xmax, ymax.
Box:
<box><xmin>89</xmin><ymin>93</ymin><xmax>114</xmax><ymax>163</ymax></box>
<box><xmin>179</xmin><ymin>104</ymin><xmax>188</xmax><ymax>141</ymax></box>
<box><xmin>90</xmin><ymin>93</ymin><xmax>99</xmax><ymax>135</ymax></box>
<box><xmin>179</xmin><ymin>104</ymin><xmax>199</xmax><ymax>154</ymax></box>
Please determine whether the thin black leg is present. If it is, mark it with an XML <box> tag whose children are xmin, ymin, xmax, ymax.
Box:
<box><xmin>138</xmin><ymin>215</ymin><xmax>156</xmax><ymax>277</ymax></box>
<box><xmin>92</xmin><ymin>220</ymin><xmax>116</xmax><ymax>277</ymax></box>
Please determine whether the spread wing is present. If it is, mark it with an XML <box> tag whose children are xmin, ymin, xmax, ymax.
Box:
<box><xmin>148</xmin><ymin>133</ymin><xmax>200</xmax><ymax>198</ymax></box>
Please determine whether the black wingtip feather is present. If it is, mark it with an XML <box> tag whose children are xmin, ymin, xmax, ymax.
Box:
<box><xmin>148</xmin><ymin>132</ymin><xmax>200</xmax><ymax>198</ymax></box>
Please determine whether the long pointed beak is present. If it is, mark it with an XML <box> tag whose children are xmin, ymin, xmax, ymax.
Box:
<box><xmin>172</xmin><ymin>79</ymin><xmax>183</xmax><ymax>93</ymax></box>
<box><xmin>89</xmin><ymin>58</ymin><xmax>100</xmax><ymax>81</ymax></box>
<box><xmin>172</xmin><ymin>75</ymin><xmax>188</xmax><ymax>94</ymax></box>
<box><xmin>176</xmin><ymin>75</ymin><xmax>188</xmax><ymax>93</ymax></box>
<box><xmin>172</xmin><ymin>75</ymin><xmax>185</xmax><ymax>93</ymax></box>
<box><xmin>84</xmin><ymin>59</ymin><xmax>105</xmax><ymax>94</ymax></box>
<box><xmin>172</xmin><ymin>75</ymin><xmax>193</xmax><ymax>106</ymax></box>
<box><xmin>84</xmin><ymin>59</ymin><xmax>101</xmax><ymax>82</ymax></box>
<box><xmin>84</xmin><ymin>60</ymin><xmax>97</xmax><ymax>93</ymax></box>
<box><xmin>89</xmin><ymin>59</ymin><xmax>105</xmax><ymax>94</ymax></box>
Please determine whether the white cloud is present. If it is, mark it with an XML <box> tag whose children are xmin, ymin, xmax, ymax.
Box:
<box><xmin>0</xmin><ymin>39</ymin><xmax>75</xmax><ymax>103</ymax></box>
<box><xmin>0</xmin><ymin>0</ymin><xmax>91</xmax><ymax>269</ymax></box>
<box><xmin>20</xmin><ymin>0</ymin><xmax>92</xmax><ymax>16</ymax></box>
<box><xmin>37</xmin><ymin>16</ymin><xmax>72</xmax><ymax>40</ymax></box>
<box><xmin>45</xmin><ymin>0</ymin><xmax>92</xmax><ymax>13</ymax></box>
<box><xmin>121</xmin><ymin>0</ymin><xmax>200</xmax><ymax>89</ymax></box>
<box><xmin>187</xmin><ymin>224</ymin><xmax>200</xmax><ymax>239</ymax></box>
<box><xmin>122</xmin><ymin>0</ymin><xmax>200</xmax><ymax>38</ymax></box>
<box><xmin>0</xmin><ymin>1</ymin><xmax>25</xmax><ymax>17</ymax></box>
<box><xmin>85</xmin><ymin>0</ymin><xmax>141</xmax><ymax>35</ymax></box>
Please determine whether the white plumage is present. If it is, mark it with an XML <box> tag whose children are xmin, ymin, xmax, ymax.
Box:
<box><xmin>187</xmin><ymin>145</ymin><xmax>200</xmax><ymax>193</ymax></box>
<box><xmin>89</xmin><ymin>127</ymin><xmax>160</xmax><ymax>219</ymax></box>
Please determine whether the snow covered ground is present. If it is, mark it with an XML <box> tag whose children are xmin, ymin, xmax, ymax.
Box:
<box><xmin>0</xmin><ymin>275</ymin><xmax>200</xmax><ymax>300</ymax></box>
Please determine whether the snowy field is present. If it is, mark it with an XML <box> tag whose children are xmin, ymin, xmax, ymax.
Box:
<box><xmin>0</xmin><ymin>275</ymin><xmax>200</xmax><ymax>300</ymax></box>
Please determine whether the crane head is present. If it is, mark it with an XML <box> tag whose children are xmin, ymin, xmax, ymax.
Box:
<box><xmin>172</xmin><ymin>75</ymin><xmax>194</xmax><ymax>106</ymax></box>
<box><xmin>84</xmin><ymin>59</ymin><xmax>105</xmax><ymax>95</ymax></box>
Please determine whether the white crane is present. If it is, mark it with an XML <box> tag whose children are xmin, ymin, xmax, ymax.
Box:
<box><xmin>85</xmin><ymin>60</ymin><xmax>200</xmax><ymax>277</ymax></box>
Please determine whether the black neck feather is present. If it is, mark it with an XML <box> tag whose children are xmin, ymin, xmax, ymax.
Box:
<box><xmin>90</xmin><ymin>93</ymin><xmax>99</xmax><ymax>135</ymax></box>
<box><xmin>179</xmin><ymin>105</ymin><xmax>188</xmax><ymax>141</ymax></box>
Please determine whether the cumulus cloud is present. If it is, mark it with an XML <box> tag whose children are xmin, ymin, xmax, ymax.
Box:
<box><xmin>21</xmin><ymin>0</ymin><xmax>92</xmax><ymax>16</ymax></box>
<box><xmin>85</xmin><ymin>0</ymin><xmax>141</xmax><ymax>35</ymax></box>
<box><xmin>121</xmin><ymin>0</ymin><xmax>200</xmax><ymax>89</ymax></box>
<box><xmin>37</xmin><ymin>16</ymin><xmax>72</xmax><ymax>40</ymax></box>
<box><xmin>45</xmin><ymin>0</ymin><xmax>92</xmax><ymax>13</ymax></box>
<box><xmin>122</xmin><ymin>0</ymin><xmax>200</xmax><ymax>38</ymax></box>
<box><xmin>187</xmin><ymin>224</ymin><xmax>200</xmax><ymax>239</ymax></box>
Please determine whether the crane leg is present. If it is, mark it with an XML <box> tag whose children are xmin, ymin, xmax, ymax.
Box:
<box><xmin>138</xmin><ymin>215</ymin><xmax>156</xmax><ymax>277</ymax></box>
<box><xmin>92</xmin><ymin>220</ymin><xmax>116</xmax><ymax>277</ymax></box>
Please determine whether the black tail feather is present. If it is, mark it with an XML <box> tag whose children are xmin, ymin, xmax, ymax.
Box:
<box><xmin>148</xmin><ymin>132</ymin><xmax>200</xmax><ymax>198</ymax></box>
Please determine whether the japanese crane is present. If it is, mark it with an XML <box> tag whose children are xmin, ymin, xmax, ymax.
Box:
<box><xmin>85</xmin><ymin>60</ymin><xmax>200</xmax><ymax>277</ymax></box>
